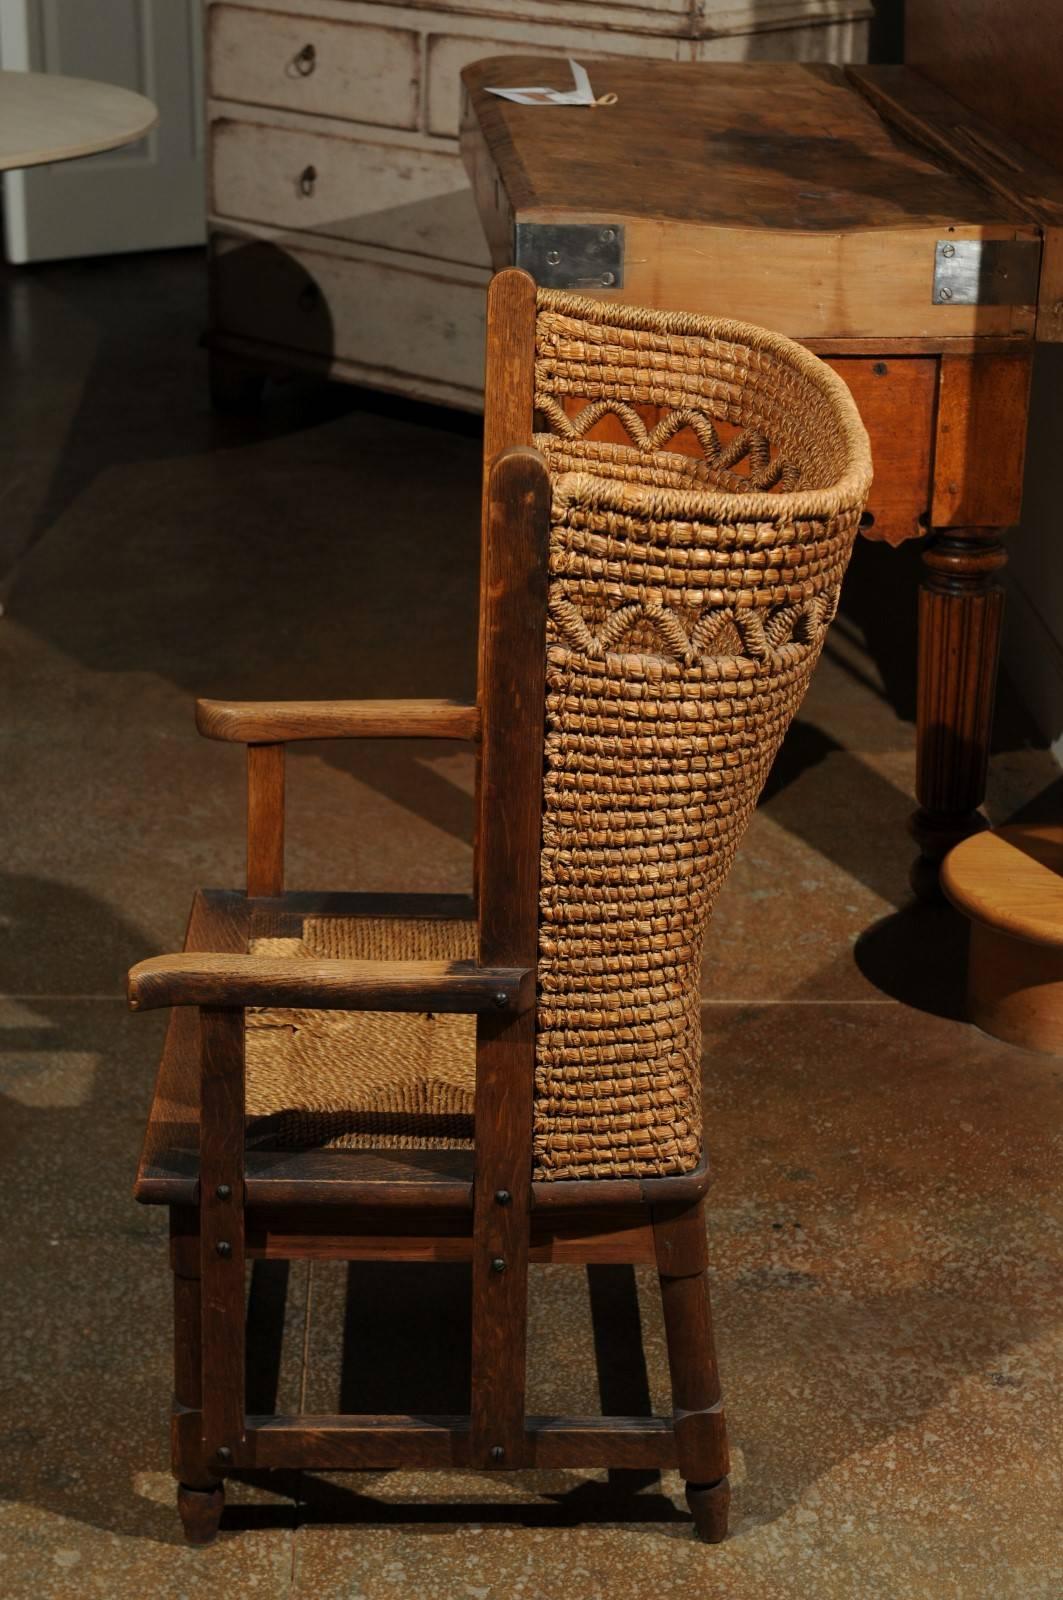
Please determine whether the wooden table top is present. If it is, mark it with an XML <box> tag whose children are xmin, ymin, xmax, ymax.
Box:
<box><xmin>461</xmin><ymin>59</ymin><xmax>1063</xmax><ymax>344</ymax></box>
<box><xmin>0</xmin><ymin>69</ymin><xmax>158</xmax><ymax>172</ymax></box>
<box><xmin>463</xmin><ymin>59</ymin><xmax>1015</xmax><ymax>234</ymax></box>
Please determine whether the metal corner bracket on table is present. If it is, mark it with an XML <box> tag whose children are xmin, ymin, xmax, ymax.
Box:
<box><xmin>514</xmin><ymin>223</ymin><xmax>625</xmax><ymax>291</ymax></box>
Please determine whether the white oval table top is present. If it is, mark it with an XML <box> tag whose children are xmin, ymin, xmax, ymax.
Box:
<box><xmin>0</xmin><ymin>69</ymin><xmax>158</xmax><ymax>172</ymax></box>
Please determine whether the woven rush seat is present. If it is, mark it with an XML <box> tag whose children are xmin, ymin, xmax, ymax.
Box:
<box><xmin>245</xmin><ymin>915</ymin><xmax>477</xmax><ymax>1151</ymax></box>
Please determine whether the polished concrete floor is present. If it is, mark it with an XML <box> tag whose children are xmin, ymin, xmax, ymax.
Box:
<box><xmin>1</xmin><ymin>250</ymin><xmax>1061</xmax><ymax>1599</ymax></box>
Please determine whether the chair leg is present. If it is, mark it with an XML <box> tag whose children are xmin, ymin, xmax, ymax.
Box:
<box><xmin>170</xmin><ymin>1208</ymin><xmax>225</xmax><ymax>1545</ymax></box>
<box><xmin>684</xmin><ymin>1477</ymin><xmax>731</xmax><ymax>1543</ymax></box>
<box><xmin>652</xmin><ymin>1198</ymin><xmax>730</xmax><ymax>1543</ymax></box>
<box><xmin>177</xmin><ymin>1483</ymin><xmax>226</xmax><ymax>1546</ymax></box>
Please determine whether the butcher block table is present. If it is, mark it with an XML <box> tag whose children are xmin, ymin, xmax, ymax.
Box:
<box><xmin>461</xmin><ymin>57</ymin><xmax>1063</xmax><ymax>894</ymax></box>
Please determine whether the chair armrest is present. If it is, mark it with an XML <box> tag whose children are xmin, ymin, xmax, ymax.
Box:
<box><xmin>127</xmin><ymin>953</ymin><xmax>533</xmax><ymax>1015</ymax></box>
<box><xmin>195</xmin><ymin>698</ymin><xmax>480</xmax><ymax>744</ymax></box>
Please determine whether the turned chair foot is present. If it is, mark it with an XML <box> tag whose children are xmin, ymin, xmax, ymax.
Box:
<box><xmin>685</xmin><ymin>1476</ymin><xmax>730</xmax><ymax>1542</ymax></box>
<box><xmin>177</xmin><ymin>1482</ymin><xmax>225</xmax><ymax>1545</ymax></box>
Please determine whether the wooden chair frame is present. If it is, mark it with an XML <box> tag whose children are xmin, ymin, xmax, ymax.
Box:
<box><xmin>131</xmin><ymin>270</ymin><xmax>729</xmax><ymax>1545</ymax></box>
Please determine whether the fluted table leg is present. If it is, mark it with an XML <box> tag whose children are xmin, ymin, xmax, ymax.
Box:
<box><xmin>909</xmin><ymin>528</ymin><xmax>1007</xmax><ymax>900</ymax></box>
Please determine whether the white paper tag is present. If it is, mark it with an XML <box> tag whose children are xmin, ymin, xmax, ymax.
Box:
<box><xmin>484</xmin><ymin>59</ymin><xmax>615</xmax><ymax>108</ymax></box>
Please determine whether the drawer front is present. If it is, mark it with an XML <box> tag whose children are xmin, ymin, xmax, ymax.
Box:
<box><xmin>827</xmin><ymin>357</ymin><xmax>936</xmax><ymax>546</ymax></box>
<box><xmin>209</xmin><ymin>5</ymin><xmax>419</xmax><ymax>130</ymax></box>
<box><xmin>212</xmin><ymin>234</ymin><xmax>486</xmax><ymax>395</ymax></box>
<box><xmin>211</xmin><ymin>119</ymin><xmax>490</xmax><ymax>267</ymax></box>
<box><xmin>691</xmin><ymin>20</ymin><xmax>868</xmax><ymax>63</ymax></box>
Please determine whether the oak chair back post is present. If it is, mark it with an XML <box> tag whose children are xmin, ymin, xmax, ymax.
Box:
<box><xmin>468</xmin><ymin>287</ymin><xmax>541</xmax><ymax>1466</ymax></box>
<box><xmin>470</xmin><ymin>444</ymin><xmax>550</xmax><ymax>1466</ymax></box>
<box><xmin>129</xmin><ymin>265</ymin><xmax>871</xmax><ymax>1546</ymax></box>
<box><xmin>472</xmin><ymin>264</ymin><xmax>537</xmax><ymax>913</ymax></box>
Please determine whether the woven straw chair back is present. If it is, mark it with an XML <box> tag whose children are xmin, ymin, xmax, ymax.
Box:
<box><xmin>529</xmin><ymin>290</ymin><xmax>872</xmax><ymax>1182</ymax></box>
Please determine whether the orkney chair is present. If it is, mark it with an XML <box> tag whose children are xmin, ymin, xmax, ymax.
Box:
<box><xmin>129</xmin><ymin>269</ymin><xmax>871</xmax><ymax>1545</ymax></box>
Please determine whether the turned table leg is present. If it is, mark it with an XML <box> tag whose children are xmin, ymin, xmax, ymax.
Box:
<box><xmin>909</xmin><ymin>527</ymin><xmax>1007</xmax><ymax>899</ymax></box>
<box><xmin>909</xmin><ymin>351</ymin><xmax>1030</xmax><ymax>899</ymax></box>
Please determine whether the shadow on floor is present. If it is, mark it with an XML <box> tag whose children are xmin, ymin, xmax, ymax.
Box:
<box><xmin>2</xmin><ymin>929</ymin><xmax>1055</xmax><ymax>1546</ymax></box>
<box><xmin>854</xmin><ymin>903</ymin><xmax>968</xmax><ymax>1019</ymax></box>
<box><xmin>2</xmin><ymin>253</ymin><xmax>1058</xmax><ymax>1559</ymax></box>
<box><xmin>0</xmin><ymin>870</ymin><xmax>156</xmax><ymax>997</ymax></box>
<box><xmin>8</xmin><ymin>244</ymin><xmax>1033</xmax><ymax>897</ymax></box>
<box><xmin>0</xmin><ymin>248</ymin><xmax>480</xmax><ymax>576</ymax></box>
<box><xmin>6</xmin><ymin>250</ymin><xmax>1057</xmax><ymax>922</ymax></box>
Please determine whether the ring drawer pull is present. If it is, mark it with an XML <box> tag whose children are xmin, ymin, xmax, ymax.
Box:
<box><xmin>293</xmin><ymin>43</ymin><xmax>316</xmax><ymax>76</ymax></box>
<box><xmin>299</xmin><ymin>164</ymin><xmax>317</xmax><ymax>196</ymax></box>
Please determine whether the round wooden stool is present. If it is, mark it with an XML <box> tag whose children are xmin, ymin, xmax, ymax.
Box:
<box><xmin>942</xmin><ymin>823</ymin><xmax>1063</xmax><ymax>1055</ymax></box>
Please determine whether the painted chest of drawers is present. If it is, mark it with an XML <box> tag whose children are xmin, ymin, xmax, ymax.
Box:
<box><xmin>205</xmin><ymin>0</ymin><xmax>871</xmax><ymax>410</ymax></box>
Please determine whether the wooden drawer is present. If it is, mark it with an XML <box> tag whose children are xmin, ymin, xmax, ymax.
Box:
<box><xmin>691</xmin><ymin>19</ymin><xmax>868</xmax><ymax>62</ymax></box>
<box><xmin>211</xmin><ymin>118</ymin><xmax>490</xmax><ymax>267</ymax></box>
<box><xmin>209</xmin><ymin>4</ymin><xmax>419</xmax><ymax>130</ymax></box>
<box><xmin>827</xmin><ymin>357</ymin><xmax>936</xmax><ymax>545</ymax></box>
<box><xmin>211</xmin><ymin>233</ymin><xmax>486</xmax><ymax>396</ymax></box>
